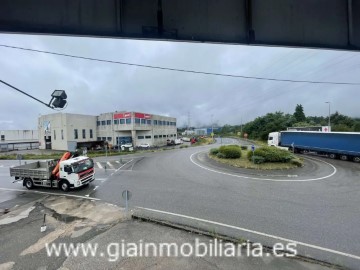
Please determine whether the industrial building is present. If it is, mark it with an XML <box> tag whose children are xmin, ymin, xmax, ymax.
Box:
<box><xmin>0</xmin><ymin>130</ymin><xmax>38</xmax><ymax>151</ymax></box>
<box><xmin>38</xmin><ymin>112</ymin><xmax>177</xmax><ymax>151</ymax></box>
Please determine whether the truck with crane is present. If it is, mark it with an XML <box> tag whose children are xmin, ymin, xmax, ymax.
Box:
<box><xmin>268</xmin><ymin>131</ymin><xmax>360</xmax><ymax>162</ymax></box>
<box><xmin>10</xmin><ymin>152</ymin><xmax>95</xmax><ymax>191</ymax></box>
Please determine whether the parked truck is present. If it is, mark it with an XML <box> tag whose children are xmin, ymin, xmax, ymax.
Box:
<box><xmin>268</xmin><ymin>131</ymin><xmax>360</xmax><ymax>162</ymax></box>
<box><xmin>10</xmin><ymin>152</ymin><xmax>95</xmax><ymax>191</ymax></box>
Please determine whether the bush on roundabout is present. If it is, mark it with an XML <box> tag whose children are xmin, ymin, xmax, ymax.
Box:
<box><xmin>247</xmin><ymin>146</ymin><xmax>294</xmax><ymax>163</ymax></box>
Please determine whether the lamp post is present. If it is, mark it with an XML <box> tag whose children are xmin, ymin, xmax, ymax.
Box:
<box><xmin>325</xmin><ymin>101</ymin><xmax>331</xmax><ymax>130</ymax></box>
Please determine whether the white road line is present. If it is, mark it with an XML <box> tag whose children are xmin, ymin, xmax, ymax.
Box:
<box><xmin>115</xmin><ymin>161</ymin><xmax>120</xmax><ymax>163</ymax></box>
<box><xmin>95</xmin><ymin>178</ymin><xmax>107</xmax><ymax>181</ymax></box>
<box><xmin>107</xmin><ymin>161</ymin><xmax>114</xmax><ymax>169</ymax></box>
<box><xmin>93</xmin><ymin>186</ymin><xmax>99</xmax><ymax>191</ymax></box>
<box><xmin>0</xmin><ymin>187</ymin><xmax>100</xmax><ymax>200</ymax></box>
<box><xmin>115</xmin><ymin>159</ymin><xmax>134</xmax><ymax>172</ymax></box>
<box><xmin>190</xmin><ymin>151</ymin><xmax>337</xmax><ymax>182</ymax></box>
<box><xmin>84</xmin><ymin>159</ymin><xmax>134</xmax><ymax>197</ymax></box>
<box><xmin>136</xmin><ymin>206</ymin><xmax>360</xmax><ymax>261</ymax></box>
<box><xmin>96</xmin><ymin>162</ymin><xmax>103</xmax><ymax>169</ymax></box>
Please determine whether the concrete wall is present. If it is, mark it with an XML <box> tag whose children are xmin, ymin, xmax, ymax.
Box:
<box><xmin>0</xmin><ymin>130</ymin><xmax>38</xmax><ymax>142</ymax></box>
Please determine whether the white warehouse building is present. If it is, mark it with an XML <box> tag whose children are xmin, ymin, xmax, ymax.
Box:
<box><xmin>38</xmin><ymin>111</ymin><xmax>177</xmax><ymax>151</ymax></box>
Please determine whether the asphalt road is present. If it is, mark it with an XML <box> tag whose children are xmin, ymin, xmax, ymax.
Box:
<box><xmin>1</xmin><ymin>138</ymin><xmax>359</xmax><ymax>269</ymax></box>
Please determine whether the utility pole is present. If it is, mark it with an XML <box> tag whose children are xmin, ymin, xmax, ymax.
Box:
<box><xmin>325</xmin><ymin>101</ymin><xmax>331</xmax><ymax>130</ymax></box>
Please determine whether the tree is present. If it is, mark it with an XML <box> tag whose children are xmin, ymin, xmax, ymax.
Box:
<box><xmin>293</xmin><ymin>104</ymin><xmax>306</xmax><ymax>122</ymax></box>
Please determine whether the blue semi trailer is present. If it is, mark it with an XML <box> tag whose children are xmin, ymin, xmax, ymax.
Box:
<box><xmin>268</xmin><ymin>131</ymin><xmax>360</xmax><ymax>162</ymax></box>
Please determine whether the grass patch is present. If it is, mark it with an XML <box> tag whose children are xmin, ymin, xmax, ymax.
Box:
<box><xmin>209</xmin><ymin>149</ymin><xmax>303</xmax><ymax>170</ymax></box>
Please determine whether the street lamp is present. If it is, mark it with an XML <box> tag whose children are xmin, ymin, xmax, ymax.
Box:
<box><xmin>325</xmin><ymin>101</ymin><xmax>331</xmax><ymax>130</ymax></box>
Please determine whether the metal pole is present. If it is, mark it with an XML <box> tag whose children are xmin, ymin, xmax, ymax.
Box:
<box><xmin>125</xmin><ymin>191</ymin><xmax>128</xmax><ymax>212</ymax></box>
<box><xmin>325</xmin><ymin>101</ymin><xmax>331</xmax><ymax>130</ymax></box>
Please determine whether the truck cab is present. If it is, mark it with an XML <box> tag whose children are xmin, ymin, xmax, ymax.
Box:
<box><xmin>268</xmin><ymin>132</ymin><xmax>280</xmax><ymax>146</ymax></box>
<box><xmin>59</xmin><ymin>157</ymin><xmax>95</xmax><ymax>190</ymax></box>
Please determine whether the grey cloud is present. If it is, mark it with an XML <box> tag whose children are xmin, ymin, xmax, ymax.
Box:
<box><xmin>0</xmin><ymin>33</ymin><xmax>359</xmax><ymax>130</ymax></box>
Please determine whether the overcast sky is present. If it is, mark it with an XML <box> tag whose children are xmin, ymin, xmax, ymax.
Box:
<box><xmin>0</xmin><ymin>33</ymin><xmax>359</xmax><ymax>130</ymax></box>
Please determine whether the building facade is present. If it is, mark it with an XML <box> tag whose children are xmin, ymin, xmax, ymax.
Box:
<box><xmin>97</xmin><ymin>111</ymin><xmax>177</xmax><ymax>147</ymax></box>
<box><xmin>38</xmin><ymin>111</ymin><xmax>177</xmax><ymax>150</ymax></box>
<box><xmin>38</xmin><ymin>113</ymin><xmax>97</xmax><ymax>151</ymax></box>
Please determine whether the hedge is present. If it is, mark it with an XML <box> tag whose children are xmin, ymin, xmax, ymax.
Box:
<box><xmin>247</xmin><ymin>146</ymin><xmax>293</xmax><ymax>163</ymax></box>
<box><xmin>218</xmin><ymin>145</ymin><xmax>242</xmax><ymax>159</ymax></box>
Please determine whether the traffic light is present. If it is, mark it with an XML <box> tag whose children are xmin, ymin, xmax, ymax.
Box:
<box><xmin>50</xmin><ymin>90</ymin><xmax>67</xmax><ymax>108</ymax></box>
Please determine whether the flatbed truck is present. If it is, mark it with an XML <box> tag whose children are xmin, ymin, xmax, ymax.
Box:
<box><xmin>10</xmin><ymin>155</ymin><xmax>95</xmax><ymax>191</ymax></box>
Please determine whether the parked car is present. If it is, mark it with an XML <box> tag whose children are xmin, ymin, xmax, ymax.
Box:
<box><xmin>167</xmin><ymin>139</ymin><xmax>175</xmax><ymax>146</ymax></box>
<box><xmin>139</xmin><ymin>143</ymin><xmax>151</xmax><ymax>148</ymax></box>
<box><xmin>121</xmin><ymin>143</ymin><xmax>134</xmax><ymax>151</ymax></box>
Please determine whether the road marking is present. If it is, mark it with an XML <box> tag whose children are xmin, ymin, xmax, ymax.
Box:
<box><xmin>115</xmin><ymin>161</ymin><xmax>120</xmax><ymax>164</ymax></box>
<box><xmin>84</xmin><ymin>159</ymin><xmax>134</xmax><ymax>197</ymax></box>
<box><xmin>136</xmin><ymin>206</ymin><xmax>360</xmax><ymax>261</ymax></box>
<box><xmin>93</xmin><ymin>186</ymin><xmax>99</xmax><ymax>191</ymax></box>
<box><xmin>115</xmin><ymin>159</ymin><xmax>134</xmax><ymax>172</ymax></box>
<box><xmin>0</xmin><ymin>187</ymin><xmax>100</xmax><ymax>200</ymax></box>
<box><xmin>107</xmin><ymin>162</ymin><xmax>114</xmax><ymax>169</ymax></box>
<box><xmin>96</xmin><ymin>162</ymin><xmax>103</xmax><ymax>169</ymax></box>
<box><xmin>95</xmin><ymin>178</ymin><xmax>106</xmax><ymax>181</ymax></box>
<box><xmin>190</xmin><ymin>151</ymin><xmax>337</xmax><ymax>182</ymax></box>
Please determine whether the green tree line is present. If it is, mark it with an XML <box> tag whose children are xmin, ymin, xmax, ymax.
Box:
<box><xmin>216</xmin><ymin>105</ymin><xmax>360</xmax><ymax>141</ymax></box>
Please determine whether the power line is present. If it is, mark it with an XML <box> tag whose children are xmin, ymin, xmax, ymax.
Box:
<box><xmin>0</xmin><ymin>44</ymin><xmax>359</xmax><ymax>86</ymax></box>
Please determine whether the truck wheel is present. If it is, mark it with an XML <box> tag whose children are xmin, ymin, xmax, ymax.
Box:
<box><xmin>329</xmin><ymin>153</ymin><xmax>337</xmax><ymax>159</ymax></box>
<box><xmin>24</xmin><ymin>178</ymin><xmax>34</xmax><ymax>190</ymax></box>
<box><xmin>340</xmin><ymin>155</ymin><xmax>348</xmax><ymax>161</ymax></box>
<box><xmin>353</xmin><ymin>157</ymin><xmax>360</xmax><ymax>163</ymax></box>
<box><xmin>59</xmin><ymin>180</ymin><xmax>70</xmax><ymax>192</ymax></box>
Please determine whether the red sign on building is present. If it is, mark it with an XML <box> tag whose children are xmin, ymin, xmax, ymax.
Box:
<box><xmin>113</xmin><ymin>112</ymin><xmax>131</xmax><ymax>119</ymax></box>
<box><xmin>134</xmin><ymin>112</ymin><xmax>152</xmax><ymax>119</ymax></box>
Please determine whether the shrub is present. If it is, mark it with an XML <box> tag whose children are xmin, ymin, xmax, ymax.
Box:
<box><xmin>216</xmin><ymin>152</ymin><xmax>226</xmax><ymax>159</ymax></box>
<box><xmin>248</xmin><ymin>146</ymin><xmax>293</xmax><ymax>163</ymax></box>
<box><xmin>252</xmin><ymin>155</ymin><xmax>266</xmax><ymax>164</ymax></box>
<box><xmin>218</xmin><ymin>145</ymin><xmax>241</xmax><ymax>159</ymax></box>
<box><xmin>210</xmin><ymin>148</ymin><xmax>219</xmax><ymax>155</ymax></box>
<box><xmin>241</xmin><ymin>145</ymin><xmax>248</xmax><ymax>150</ymax></box>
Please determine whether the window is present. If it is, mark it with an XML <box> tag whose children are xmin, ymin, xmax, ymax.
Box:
<box><xmin>145</xmin><ymin>135</ymin><xmax>151</xmax><ymax>139</ymax></box>
<box><xmin>126</xmin><ymin>118</ymin><xmax>131</xmax><ymax>124</ymax></box>
<box><xmin>167</xmin><ymin>121</ymin><xmax>170</xmax><ymax>125</ymax></box>
<box><xmin>107</xmin><ymin>137</ymin><xmax>112</xmax><ymax>141</ymax></box>
<box><xmin>163</xmin><ymin>135</ymin><xmax>167</xmax><ymax>138</ymax></box>
<box><xmin>120</xmin><ymin>119</ymin><xmax>125</xmax><ymax>124</ymax></box>
<box><xmin>97</xmin><ymin>137</ymin><xmax>101</xmax><ymax>141</ymax></box>
<box><xmin>82</xmin><ymin>129</ymin><xmax>86</xmax><ymax>139</ymax></box>
<box><xmin>0</xmin><ymin>135</ymin><xmax>4</xmax><ymax>141</ymax></box>
<box><xmin>135</xmin><ymin>118</ymin><xmax>140</xmax><ymax>124</ymax></box>
<box><xmin>90</xmin><ymin>129</ymin><xmax>93</xmax><ymax>139</ymax></box>
<box><xmin>114</xmin><ymin>119</ymin><xmax>119</xmax><ymax>125</ymax></box>
<box><xmin>97</xmin><ymin>121</ymin><xmax>100</xmax><ymax>126</ymax></box>
<box><xmin>61</xmin><ymin>130</ymin><xmax>64</xmax><ymax>140</ymax></box>
<box><xmin>141</xmin><ymin>119</ymin><xmax>146</xmax><ymax>124</ymax></box>
<box><xmin>147</xmin><ymin>120</ymin><xmax>151</xmax><ymax>125</ymax></box>
<box><xmin>53</xmin><ymin>130</ymin><xmax>56</xmax><ymax>140</ymax></box>
<box><xmin>138</xmin><ymin>135</ymin><xmax>144</xmax><ymax>139</ymax></box>
<box><xmin>159</xmin><ymin>135</ymin><xmax>162</xmax><ymax>138</ymax></box>
<box><xmin>102</xmin><ymin>137</ymin><xmax>106</xmax><ymax>141</ymax></box>
<box><xmin>107</xmin><ymin>120</ymin><xmax>111</xmax><ymax>125</ymax></box>
<box><xmin>74</xmin><ymin>129</ymin><xmax>78</xmax><ymax>139</ymax></box>
<box><xmin>101</xmin><ymin>120</ymin><xmax>106</xmax><ymax>126</ymax></box>
<box><xmin>154</xmin><ymin>135</ymin><xmax>158</xmax><ymax>139</ymax></box>
<box><xmin>154</xmin><ymin>120</ymin><xmax>158</xmax><ymax>125</ymax></box>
